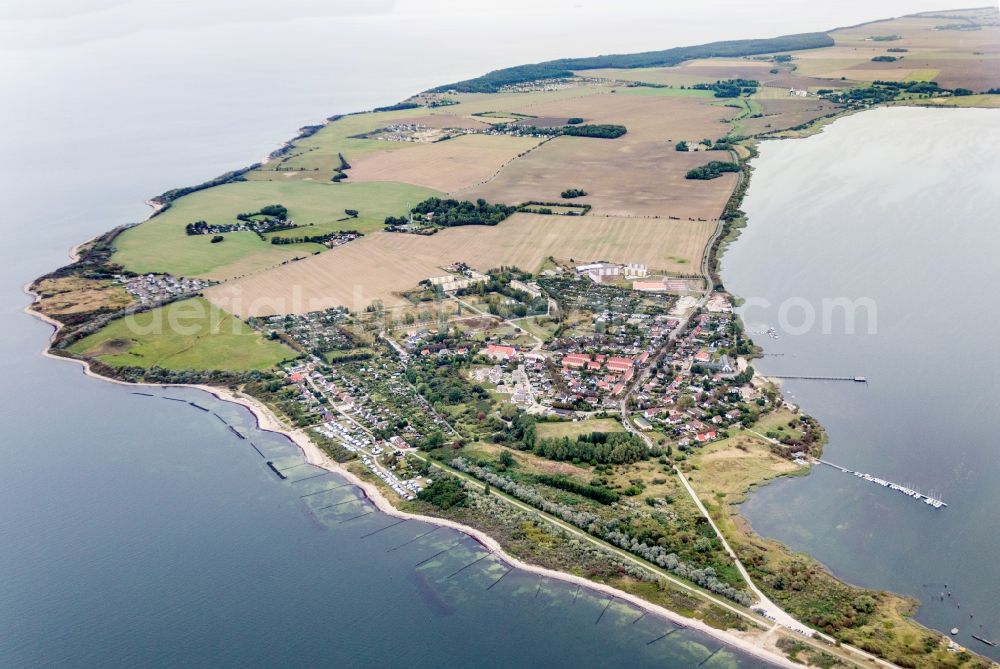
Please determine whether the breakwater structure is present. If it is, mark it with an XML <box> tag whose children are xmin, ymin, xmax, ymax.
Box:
<box><xmin>815</xmin><ymin>459</ymin><xmax>947</xmax><ymax>508</ymax></box>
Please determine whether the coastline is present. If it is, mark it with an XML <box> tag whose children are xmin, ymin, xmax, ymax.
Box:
<box><xmin>20</xmin><ymin>243</ymin><xmax>799</xmax><ymax>669</ymax></box>
<box><xmin>15</xmin><ymin>111</ymin><xmax>945</xmax><ymax>669</ymax></box>
<box><xmin>21</xmin><ymin>312</ymin><xmax>798</xmax><ymax>669</ymax></box>
<box><xmin>25</xmin><ymin>93</ymin><xmax>999</xmax><ymax>669</ymax></box>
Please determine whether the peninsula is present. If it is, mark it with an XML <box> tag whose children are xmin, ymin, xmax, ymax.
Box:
<box><xmin>29</xmin><ymin>7</ymin><xmax>1000</xmax><ymax>669</ymax></box>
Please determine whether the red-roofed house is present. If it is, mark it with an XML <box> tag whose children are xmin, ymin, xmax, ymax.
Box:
<box><xmin>485</xmin><ymin>344</ymin><xmax>516</xmax><ymax>361</ymax></box>
<box><xmin>562</xmin><ymin>353</ymin><xmax>591</xmax><ymax>369</ymax></box>
<box><xmin>632</xmin><ymin>278</ymin><xmax>667</xmax><ymax>292</ymax></box>
<box><xmin>289</xmin><ymin>373</ymin><xmax>304</xmax><ymax>383</ymax></box>
<box><xmin>606</xmin><ymin>356</ymin><xmax>633</xmax><ymax>373</ymax></box>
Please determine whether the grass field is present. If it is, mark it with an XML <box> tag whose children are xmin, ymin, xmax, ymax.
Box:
<box><xmin>904</xmin><ymin>68</ymin><xmax>940</xmax><ymax>82</ymax></box>
<box><xmin>916</xmin><ymin>93</ymin><xmax>1000</xmax><ymax>108</ymax></box>
<box><xmin>114</xmin><ymin>180</ymin><xmax>440</xmax><ymax>279</ymax></box>
<box><xmin>68</xmin><ymin>297</ymin><xmax>295</xmax><ymax>371</ymax></box>
<box><xmin>536</xmin><ymin>418</ymin><xmax>625</xmax><ymax>440</ymax></box>
<box><xmin>509</xmin><ymin>316</ymin><xmax>558</xmax><ymax>342</ymax></box>
<box><xmin>205</xmin><ymin>213</ymin><xmax>716</xmax><ymax>316</ymax></box>
<box><xmin>251</xmin><ymin>108</ymin><xmax>439</xmax><ymax>178</ymax></box>
<box><xmin>32</xmin><ymin>277</ymin><xmax>134</xmax><ymax>318</ymax></box>
<box><xmin>686</xmin><ymin>432</ymin><xmax>802</xmax><ymax>504</ymax></box>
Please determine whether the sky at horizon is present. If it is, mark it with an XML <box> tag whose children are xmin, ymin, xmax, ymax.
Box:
<box><xmin>0</xmin><ymin>0</ymin><xmax>982</xmax><ymax>50</ymax></box>
<box><xmin>0</xmin><ymin>0</ymin><xmax>988</xmax><ymax>260</ymax></box>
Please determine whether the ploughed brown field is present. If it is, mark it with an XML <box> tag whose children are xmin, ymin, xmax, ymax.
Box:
<box><xmin>204</xmin><ymin>213</ymin><xmax>715</xmax><ymax>316</ymax></box>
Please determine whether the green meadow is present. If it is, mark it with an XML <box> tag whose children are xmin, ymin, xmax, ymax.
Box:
<box><xmin>252</xmin><ymin>108</ymin><xmax>439</xmax><ymax>175</ymax></box>
<box><xmin>535</xmin><ymin>417</ymin><xmax>626</xmax><ymax>440</ymax></box>
<box><xmin>113</xmin><ymin>180</ymin><xmax>440</xmax><ymax>278</ymax></box>
<box><xmin>69</xmin><ymin>297</ymin><xmax>296</xmax><ymax>371</ymax></box>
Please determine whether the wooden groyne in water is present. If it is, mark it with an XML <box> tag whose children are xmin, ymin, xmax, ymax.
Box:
<box><xmin>815</xmin><ymin>459</ymin><xmax>947</xmax><ymax>508</ymax></box>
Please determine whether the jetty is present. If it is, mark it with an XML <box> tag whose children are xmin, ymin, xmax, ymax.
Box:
<box><xmin>770</xmin><ymin>375</ymin><xmax>867</xmax><ymax>383</ymax></box>
<box><xmin>816</xmin><ymin>459</ymin><xmax>946</xmax><ymax>508</ymax></box>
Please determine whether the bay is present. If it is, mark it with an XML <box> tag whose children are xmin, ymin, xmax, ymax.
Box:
<box><xmin>726</xmin><ymin>106</ymin><xmax>1000</xmax><ymax>660</ymax></box>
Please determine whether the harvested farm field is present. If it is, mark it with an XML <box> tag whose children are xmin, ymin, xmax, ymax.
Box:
<box><xmin>738</xmin><ymin>97</ymin><xmax>843</xmax><ymax>136</ymax></box>
<box><xmin>825</xmin><ymin>9</ymin><xmax>1000</xmax><ymax>90</ymax></box>
<box><xmin>347</xmin><ymin>134</ymin><xmax>543</xmax><ymax>192</ymax></box>
<box><xmin>389</xmin><ymin>113</ymin><xmax>492</xmax><ymax>129</ymax></box>
<box><xmin>506</xmin><ymin>92</ymin><xmax>736</xmax><ymax>142</ymax></box>
<box><xmin>457</xmin><ymin>135</ymin><xmax>737</xmax><ymax>220</ymax></box>
<box><xmin>579</xmin><ymin>67</ymin><xmax>720</xmax><ymax>88</ymax></box>
<box><xmin>205</xmin><ymin>213</ymin><xmax>715</xmax><ymax>316</ymax></box>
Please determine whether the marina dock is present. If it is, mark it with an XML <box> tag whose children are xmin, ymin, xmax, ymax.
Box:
<box><xmin>816</xmin><ymin>459</ymin><xmax>947</xmax><ymax>508</ymax></box>
<box><xmin>771</xmin><ymin>375</ymin><xmax>867</xmax><ymax>383</ymax></box>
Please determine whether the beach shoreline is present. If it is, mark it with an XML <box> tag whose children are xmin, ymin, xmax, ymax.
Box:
<box><xmin>21</xmin><ymin>251</ymin><xmax>799</xmax><ymax>668</ymax></box>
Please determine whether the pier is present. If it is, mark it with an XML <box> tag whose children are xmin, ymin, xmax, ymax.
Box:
<box><xmin>770</xmin><ymin>375</ymin><xmax>867</xmax><ymax>383</ymax></box>
<box><xmin>816</xmin><ymin>459</ymin><xmax>947</xmax><ymax>508</ymax></box>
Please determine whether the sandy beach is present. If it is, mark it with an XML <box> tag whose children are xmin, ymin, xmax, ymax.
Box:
<box><xmin>22</xmin><ymin>250</ymin><xmax>800</xmax><ymax>668</ymax></box>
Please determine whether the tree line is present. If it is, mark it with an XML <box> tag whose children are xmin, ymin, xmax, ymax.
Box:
<box><xmin>691</xmin><ymin>78</ymin><xmax>759</xmax><ymax>97</ymax></box>
<box><xmin>385</xmin><ymin>197</ymin><xmax>517</xmax><ymax>229</ymax></box>
<box><xmin>686</xmin><ymin>161</ymin><xmax>740</xmax><ymax>180</ymax></box>
<box><xmin>428</xmin><ymin>33</ymin><xmax>833</xmax><ymax>93</ymax></box>
<box><xmin>531</xmin><ymin>431</ymin><xmax>648</xmax><ymax>465</ymax></box>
